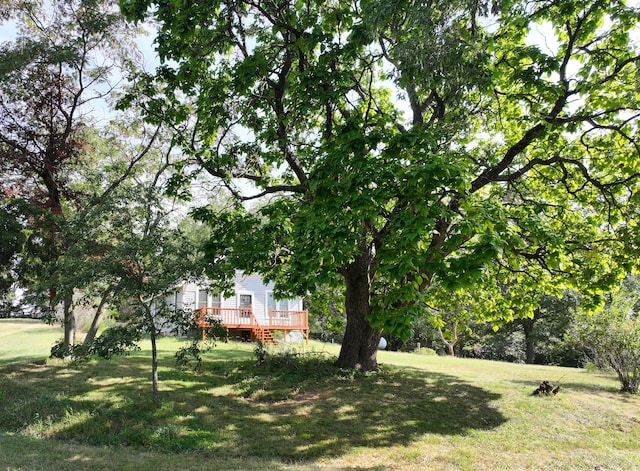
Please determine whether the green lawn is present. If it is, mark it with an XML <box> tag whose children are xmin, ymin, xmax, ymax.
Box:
<box><xmin>1</xmin><ymin>319</ymin><xmax>639</xmax><ymax>470</ymax></box>
<box><xmin>0</xmin><ymin>318</ymin><xmax>63</xmax><ymax>365</ymax></box>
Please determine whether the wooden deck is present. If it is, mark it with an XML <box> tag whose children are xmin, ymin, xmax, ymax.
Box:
<box><xmin>195</xmin><ymin>307</ymin><xmax>309</xmax><ymax>344</ymax></box>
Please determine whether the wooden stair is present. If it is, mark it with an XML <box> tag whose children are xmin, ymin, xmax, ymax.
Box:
<box><xmin>253</xmin><ymin>327</ymin><xmax>276</xmax><ymax>345</ymax></box>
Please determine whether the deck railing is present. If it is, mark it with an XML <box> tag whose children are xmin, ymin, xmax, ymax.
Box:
<box><xmin>268</xmin><ymin>309</ymin><xmax>308</xmax><ymax>329</ymax></box>
<box><xmin>195</xmin><ymin>307</ymin><xmax>254</xmax><ymax>328</ymax></box>
<box><xmin>195</xmin><ymin>307</ymin><xmax>308</xmax><ymax>329</ymax></box>
<box><xmin>195</xmin><ymin>306</ymin><xmax>309</xmax><ymax>343</ymax></box>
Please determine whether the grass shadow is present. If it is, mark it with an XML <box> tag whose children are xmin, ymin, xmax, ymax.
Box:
<box><xmin>0</xmin><ymin>355</ymin><xmax>50</xmax><ymax>366</ymax></box>
<box><xmin>0</xmin><ymin>348</ymin><xmax>506</xmax><ymax>462</ymax></box>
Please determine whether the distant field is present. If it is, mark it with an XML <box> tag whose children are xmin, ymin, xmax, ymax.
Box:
<box><xmin>0</xmin><ymin>318</ymin><xmax>63</xmax><ymax>364</ymax></box>
<box><xmin>0</xmin><ymin>319</ymin><xmax>639</xmax><ymax>470</ymax></box>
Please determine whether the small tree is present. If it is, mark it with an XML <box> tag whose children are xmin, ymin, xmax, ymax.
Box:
<box><xmin>96</xmin><ymin>160</ymin><xmax>208</xmax><ymax>405</ymax></box>
<box><xmin>573</xmin><ymin>285</ymin><xmax>640</xmax><ymax>393</ymax></box>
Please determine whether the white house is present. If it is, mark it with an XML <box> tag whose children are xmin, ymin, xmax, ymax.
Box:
<box><xmin>166</xmin><ymin>272</ymin><xmax>308</xmax><ymax>343</ymax></box>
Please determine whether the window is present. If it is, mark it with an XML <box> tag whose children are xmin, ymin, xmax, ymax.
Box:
<box><xmin>197</xmin><ymin>289</ymin><xmax>208</xmax><ymax>309</ymax></box>
<box><xmin>267</xmin><ymin>292</ymin><xmax>288</xmax><ymax>312</ymax></box>
<box><xmin>267</xmin><ymin>292</ymin><xmax>277</xmax><ymax>314</ymax></box>
<box><xmin>239</xmin><ymin>294</ymin><xmax>252</xmax><ymax>307</ymax></box>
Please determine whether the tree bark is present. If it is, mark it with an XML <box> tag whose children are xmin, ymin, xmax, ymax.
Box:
<box><xmin>438</xmin><ymin>324</ymin><xmax>457</xmax><ymax>357</ymax></box>
<box><xmin>336</xmin><ymin>252</ymin><xmax>381</xmax><ymax>371</ymax></box>
<box><xmin>62</xmin><ymin>293</ymin><xmax>75</xmax><ymax>349</ymax></box>
<box><xmin>148</xmin><ymin>307</ymin><xmax>160</xmax><ymax>405</ymax></box>
<box><xmin>82</xmin><ymin>288</ymin><xmax>113</xmax><ymax>348</ymax></box>
<box><xmin>151</xmin><ymin>327</ymin><xmax>159</xmax><ymax>405</ymax></box>
<box><xmin>523</xmin><ymin>317</ymin><xmax>536</xmax><ymax>364</ymax></box>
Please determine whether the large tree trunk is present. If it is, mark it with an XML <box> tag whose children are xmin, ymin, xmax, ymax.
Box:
<box><xmin>336</xmin><ymin>252</ymin><xmax>381</xmax><ymax>371</ymax></box>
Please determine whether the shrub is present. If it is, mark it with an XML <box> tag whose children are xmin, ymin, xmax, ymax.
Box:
<box><xmin>415</xmin><ymin>347</ymin><xmax>437</xmax><ymax>356</ymax></box>
<box><xmin>571</xmin><ymin>288</ymin><xmax>640</xmax><ymax>393</ymax></box>
<box><xmin>90</xmin><ymin>325</ymin><xmax>141</xmax><ymax>359</ymax></box>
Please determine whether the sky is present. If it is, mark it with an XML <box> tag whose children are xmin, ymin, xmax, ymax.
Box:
<box><xmin>0</xmin><ymin>19</ymin><xmax>16</xmax><ymax>42</ymax></box>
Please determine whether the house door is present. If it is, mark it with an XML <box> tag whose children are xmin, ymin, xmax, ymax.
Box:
<box><xmin>239</xmin><ymin>294</ymin><xmax>252</xmax><ymax>319</ymax></box>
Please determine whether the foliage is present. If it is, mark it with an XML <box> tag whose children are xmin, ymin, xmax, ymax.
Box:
<box><xmin>465</xmin><ymin>327</ymin><xmax>527</xmax><ymax>363</ymax></box>
<box><xmin>253</xmin><ymin>342</ymin><xmax>336</xmax><ymax>373</ymax></box>
<box><xmin>0</xmin><ymin>199</ymin><xmax>26</xmax><ymax>297</ymax></box>
<box><xmin>50</xmin><ymin>324</ymin><xmax>142</xmax><ymax>361</ymax></box>
<box><xmin>101</xmin><ymin>169</ymin><xmax>214</xmax><ymax>403</ymax></box>
<box><xmin>120</xmin><ymin>0</ymin><xmax>640</xmax><ymax>370</ymax></box>
<box><xmin>386</xmin><ymin>315</ymin><xmax>444</xmax><ymax>352</ymax></box>
<box><xmin>174</xmin><ymin>340</ymin><xmax>206</xmax><ymax>371</ymax></box>
<box><xmin>572</xmin><ymin>284</ymin><xmax>640</xmax><ymax>393</ymax></box>
<box><xmin>252</xmin><ymin>340</ymin><xmax>268</xmax><ymax>366</ymax></box>
<box><xmin>49</xmin><ymin>338</ymin><xmax>87</xmax><ymax>360</ymax></box>
<box><xmin>175</xmin><ymin>319</ymin><xmax>227</xmax><ymax>370</ymax></box>
<box><xmin>305</xmin><ymin>283</ymin><xmax>346</xmax><ymax>342</ymax></box>
<box><xmin>460</xmin><ymin>291</ymin><xmax>582</xmax><ymax>365</ymax></box>
<box><xmin>0</xmin><ymin>0</ymin><xmax>149</xmax><ymax>347</ymax></box>
<box><xmin>88</xmin><ymin>325</ymin><xmax>143</xmax><ymax>360</ymax></box>
<box><xmin>39</xmin><ymin>127</ymin><xmax>215</xmax><ymax>401</ymax></box>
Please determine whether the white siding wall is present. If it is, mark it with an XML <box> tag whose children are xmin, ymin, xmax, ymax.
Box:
<box><xmin>180</xmin><ymin>282</ymin><xmax>198</xmax><ymax>312</ymax></box>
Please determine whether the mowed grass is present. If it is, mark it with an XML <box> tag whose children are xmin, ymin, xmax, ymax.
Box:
<box><xmin>1</xmin><ymin>319</ymin><xmax>639</xmax><ymax>470</ymax></box>
<box><xmin>0</xmin><ymin>318</ymin><xmax>64</xmax><ymax>365</ymax></box>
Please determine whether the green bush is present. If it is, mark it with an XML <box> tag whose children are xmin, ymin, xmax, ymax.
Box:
<box><xmin>90</xmin><ymin>325</ymin><xmax>141</xmax><ymax>359</ymax></box>
<box><xmin>415</xmin><ymin>347</ymin><xmax>437</xmax><ymax>356</ymax></box>
<box><xmin>572</xmin><ymin>288</ymin><xmax>640</xmax><ymax>394</ymax></box>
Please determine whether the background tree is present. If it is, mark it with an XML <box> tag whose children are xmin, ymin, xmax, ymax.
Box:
<box><xmin>516</xmin><ymin>292</ymin><xmax>580</xmax><ymax>365</ymax></box>
<box><xmin>462</xmin><ymin>291</ymin><xmax>581</xmax><ymax>365</ymax></box>
<box><xmin>49</xmin><ymin>115</ymin><xmax>166</xmax><ymax>348</ymax></box>
<box><xmin>572</xmin><ymin>277</ymin><xmax>640</xmax><ymax>393</ymax></box>
<box><xmin>0</xmin><ymin>196</ymin><xmax>26</xmax><ymax>300</ymax></box>
<box><xmin>389</xmin><ymin>316</ymin><xmax>443</xmax><ymax>353</ymax></box>
<box><xmin>426</xmin><ymin>288</ymin><xmax>478</xmax><ymax>357</ymax></box>
<box><xmin>0</xmin><ymin>0</ymin><xmax>155</xmax><ymax>347</ymax></box>
<box><xmin>111</xmin><ymin>213</ymin><xmax>204</xmax><ymax>406</ymax></box>
<box><xmin>121</xmin><ymin>0</ymin><xmax>640</xmax><ymax>370</ymax></box>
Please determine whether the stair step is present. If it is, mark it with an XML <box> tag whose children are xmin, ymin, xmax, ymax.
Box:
<box><xmin>254</xmin><ymin>327</ymin><xmax>277</xmax><ymax>345</ymax></box>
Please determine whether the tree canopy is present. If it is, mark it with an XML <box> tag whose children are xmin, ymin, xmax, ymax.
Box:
<box><xmin>120</xmin><ymin>0</ymin><xmax>640</xmax><ymax>370</ymax></box>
